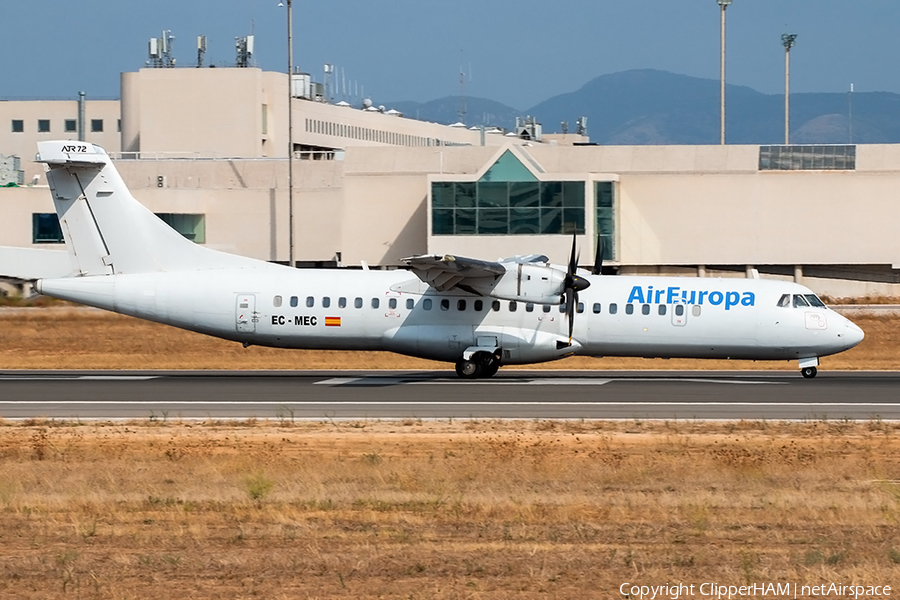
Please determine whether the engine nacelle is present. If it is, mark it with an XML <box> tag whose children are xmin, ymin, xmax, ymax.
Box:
<box><xmin>464</xmin><ymin>262</ymin><xmax>566</xmax><ymax>304</ymax></box>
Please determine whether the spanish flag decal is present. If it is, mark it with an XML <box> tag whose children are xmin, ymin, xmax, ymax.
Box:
<box><xmin>324</xmin><ymin>316</ymin><xmax>341</xmax><ymax>327</ymax></box>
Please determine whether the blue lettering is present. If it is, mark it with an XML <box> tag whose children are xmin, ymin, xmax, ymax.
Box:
<box><xmin>655</xmin><ymin>289</ymin><xmax>665</xmax><ymax>303</ymax></box>
<box><xmin>667</xmin><ymin>286</ymin><xmax>679</xmax><ymax>304</ymax></box>
<box><xmin>725</xmin><ymin>291</ymin><xmax>740</xmax><ymax>310</ymax></box>
<box><xmin>741</xmin><ymin>292</ymin><xmax>755</xmax><ymax>306</ymax></box>
<box><xmin>682</xmin><ymin>290</ymin><xmax>697</xmax><ymax>304</ymax></box>
<box><xmin>698</xmin><ymin>291</ymin><xmax>709</xmax><ymax>305</ymax></box>
<box><xmin>709</xmin><ymin>291</ymin><xmax>724</xmax><ymax>305</ymax></box>
<box><xmin>627</xmin><ymin>286</ymin><xmax>645</xmax><ymax>303</ymax></box>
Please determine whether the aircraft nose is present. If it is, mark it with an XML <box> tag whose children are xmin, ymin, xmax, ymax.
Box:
<box><xmin>842</xmin><ymin>320</ymin><xmax>865</xmax><ymax>350</ymax></box>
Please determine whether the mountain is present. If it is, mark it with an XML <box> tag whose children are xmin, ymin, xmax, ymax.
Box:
<box><xmin>382</xmin><ymin>96</ymin><xmax>522</xmax><ymax>131</ymax></box>
<box><xmin>529</xmin><ymin>69</ymin><xmax>900</xmax><ymax>145</ymax></box>
<box><xmin>388</xmin><ymin>69</ymin><xmax>900</xmax><ymax>145</ymax></box>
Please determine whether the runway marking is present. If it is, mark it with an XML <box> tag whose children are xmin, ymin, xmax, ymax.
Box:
<box><xmin>0</xmin><ymin>376</ymin><xmax>160</xmax><ymax>381</ymax></box>
<box><xmin>314</xmin><ymin>377</ymin><xmax>614</xmax><ymax>386</ymax></box>
<box><xmin>313</xmin><ymin>377</ymin><xmax>782</xmax><ymax>387</ymax></box>
<box><xmin>0</xmin><ymin>401</ymin><xmax>897</xmax><ymax>407</ymax></box>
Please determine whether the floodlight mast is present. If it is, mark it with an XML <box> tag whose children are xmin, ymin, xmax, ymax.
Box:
<box><xmin>718</xmin><ymin>0</ymin><xmax>732</xmax><ymax>145</ymax></box>
<box><xmin>782</xmin><ymin>33</ymin><xmax>797</xmax><ymax>145</ymax></box>
<box><xmin>286</xmin><ymin>0</ymin><xmax>295</xmax><ymax>268</ymax></box>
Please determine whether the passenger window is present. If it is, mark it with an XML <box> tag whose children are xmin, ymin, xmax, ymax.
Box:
<box><xmin>777</xmin><ymin>293</ymin><xmax>790</xmax><ymax>308</ymax></box>
<box><xmin>609</xmin><ymin>303</ymin><xmax>618</xmax><ymax>315</ymax></box>
<box><xmin>274</xmin><ymin>295</ymin><xmax>283</xmax><ymax>308</ymax></box>
<box><xmin>509</xmin><ymin>301</ymin><xmax>517</xmax><ymax>312</ymax></box>
<box><xmin>692</xmin><ymin>305</ymin><xmax>701</xmax><ymax>317</ymax></box>
<box><xmin>406</xmin><ymin>298</ymin><xmax>414</xmax><ymax>309</ymax></box>
<box><xmin>322</xmin><ymin>297</ymin><xmax>331</xmax><ymax>308</ymax></box>
<box><xmin>577</xmin><ymin>302</ymin><xmax>584</xmax><ymax>314</ymax></box>
<box><xmin>675</xmin><ymin>304</ymin><xmax>685</xmax><ymax>316</ymax></box>
<box><xmin>658</xmin><ymin>305</ymin><xmax>666</xmax><ymax>316</ymax></box>
<box><xmin>474</xmin><ymin>300</ymin><xmax>483</xmax><ymax>311</ymax></box>
<box><xmin>371</xmin><ymin>298</ymin><xmax>380</xmax><ymax>309</ymax></box>
<box><xmin>543</xmin><ymin>304</ymin><xmax>552</xmax><ymax>313</ymax></box>
<box><xmin>457</xmin><ymin>299</ymin><xmax>466</xmax><ymax>311</ymax></box>
<box><xmin>592</xmin><ymin>303</ymin><xmax>601</xmax><ymax>314</ymax></box>
<box><xmin>492</xmin><ymin>300</ymin><xmax>501</xmax><ymax>311</ymax></box>
<box><xmin>306</xmin><ymin>296</ymin><xmax>314</xmax><ymax>308</ymax></box>
<box><xmin>290</xmin><ymin>296</ymin><xmax>298</xmax><ymax>308</ymax></box>
<box><xmin>441</xmin><ymin>299</ymin><xmax>450</xmax><ymax>311</ymax></box>
<box><xmin>338</xmin><ymin>297</ymin><xmax>347</xmax><ymax>309</ymax></box>
<box><xmin>793</xmin><ymin>294</ymin><xmax>810</xmax><ymax>308</ymax></box>
<box><xmin>423</xmin><ymin>298</ymin><xmax>432</xmax><ymax>310</ymax></box>
<box><xmin>625</xmin><ymin>304</ymin><xmax>634</xmax><ymax>315</ymax></box>
<box><xmin>354</xmin><ymin>297</ymin><xmax>363</xmax><ymax>309</ymax></box>
<box><xmin>804</xmin><ymin>294</ymin><xmax>826</xmax><ymax>308</ymax></box>
<box><xmin>641</xmin><ymin>304</ymin><xmax>650</xmax><ymax>315</ymax></box>
<box><xmin>389</xmin><ymin>298</ymin><xmax>397</xmax><ymax>309</ymax></box>
<box><xmin>525</xmin><ymin>302</ymin><xmax>534</xmax><ymax>312</ymax></box>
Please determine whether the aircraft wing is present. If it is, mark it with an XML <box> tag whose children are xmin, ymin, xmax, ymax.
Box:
<box><xmin>401</xmin><ymin>254</ymin><xmax>506</xmax><ymax>292</ymax></box>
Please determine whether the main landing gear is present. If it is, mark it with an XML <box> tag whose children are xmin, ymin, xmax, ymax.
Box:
<box><xmin>455</xmin><ymin>351</ymin><xmax>501</xmax><ymax>379</ymax></box>
<box><xmin>801</xmin><ymin>366</ymin><xmax>817</xmax><ymax>379</ymax></box>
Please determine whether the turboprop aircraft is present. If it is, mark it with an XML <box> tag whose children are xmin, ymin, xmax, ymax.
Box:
<box><xmin>14</xmin><ymin>141</ymin><xmax>864</xmax><ymax>379</ymax></box>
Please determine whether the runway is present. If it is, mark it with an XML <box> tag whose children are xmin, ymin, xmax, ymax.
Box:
<box><xmin>0</xmin><ymin>370</ymin><xmax>898</xmax><ymax>421</ymax></box>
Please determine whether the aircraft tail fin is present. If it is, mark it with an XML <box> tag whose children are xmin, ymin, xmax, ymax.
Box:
<box><xmin>36</xmin><ymin>141</ymin><xmax>251</xmax><ymax>276</ymax></box>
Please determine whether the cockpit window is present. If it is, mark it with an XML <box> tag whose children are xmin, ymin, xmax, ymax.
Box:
<box><xmin>777</xmin><ymin>294</ymin><xmax>790</xmax><ymax>308</ymax></box>
<box><xmin>804</xmin><ymin>294</ymin><xmax>827</xmax><ymax>308</ymax></box>
<box><xmin>792</xmin><ymin>294</ymin><xmax>810</xmax><ymax>308</ymax></box>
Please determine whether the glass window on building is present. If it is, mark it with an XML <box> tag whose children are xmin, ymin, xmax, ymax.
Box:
<box><xmin>595</xmin><ymin>181</ymin><xmax>616</xmax><ymax>262</ymax></box>
<box><xmin>759</xmin><ymin>145</ymin><xmax>855</xmax><ymax>171</ymax></box>
<box><xmin>431</xmin><ymin>150</ymin><xmax>585</xmax><ymax>236</ymax></box>
<box><xmin>64</xmin><ymin>119</ymin><xmax>77</xmax><ymax>133</ymax></box>
<box><xmin>38</xmin><ymin>119</ymin><xmax>50</xmax><ymax>133</ymax></box>
<box><xmin>91</xmin><ymin>119</ymin><xmax>103</xmax><ymax>132</ymax></box>
<box><xmin>11</xmin><ymin>120</ymin><xmax>23</xmax><ymax>133</ymax></box>
<box><xmin>155</xmin><ymin>213</ymin><xmax>206</xmax><ymax>243</ymax></box>
<box><xmin>32</xmin><ymin>214</ymin><xmax>64</xmax><ymax>243</ymax></box>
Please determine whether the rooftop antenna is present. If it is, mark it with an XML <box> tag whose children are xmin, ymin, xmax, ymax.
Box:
<box><xmin>148</xmin><ymin>30</ymin><xmax>176</xmax><ymax>68</ymax></box>
<box><xmin>235</xmin><ymin>34</ymin><xmax>254</xmax><ymax>67</ymax></box>
<box><xmin>457</xmin><ymin>51</ymin><xmax>467</xmax><ymax>125</ymax></box>
<box><xmin>848</xmin><ymin>82</ymin><xmax>854</xmax><ymax>143</ymax></box>
<box><xmin>576</xmin><ymin>116</ymin><xmax>587</xmax><ymax>136</ymax></box>
<box><xmin>197</xmin><ymin>35</ymin><xmax>207</xmax><ymax>68</ymax></box>
<box><xmin>324</xmin><ymin>64</ymin><xmax>334</xmax><ymax>102</ymax></box>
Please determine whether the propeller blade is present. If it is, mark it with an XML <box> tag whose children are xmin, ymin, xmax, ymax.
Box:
<box><xmin>592</xmin><ymin>236</ymin><xmax>605</xmax><ymax>276</ymax></box>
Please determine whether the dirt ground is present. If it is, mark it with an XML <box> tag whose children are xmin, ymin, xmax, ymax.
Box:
<box><xmin>0</xmin><ymin>308</ymin><xmax>895</xmax><ymax>371</ymax></box>
<box><xmin>1</xmin><ymin>419</ymin><xmax>899</xmax><ymax>599</ymax></box>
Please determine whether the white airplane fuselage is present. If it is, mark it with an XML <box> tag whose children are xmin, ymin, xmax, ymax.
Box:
<box><xmin>25</xmin><ymin>140</ymin><xmax>865</xmax><ymax>376</ymax></box>
<box><xmin>36</xmin><ymin>266</ymin><xmax>864</xmax><ymax>366</ymax></box>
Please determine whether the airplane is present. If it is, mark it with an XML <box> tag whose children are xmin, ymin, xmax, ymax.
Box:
<box><xmin>9</xmin><ymin>141</ymin><xmax>865</xmax><ymax>379</ymax></box>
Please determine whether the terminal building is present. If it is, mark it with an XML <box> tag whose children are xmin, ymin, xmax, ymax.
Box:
<box><xmin>2</xmin><ymin>63</ymin><xmax>900</xmax><ymax>298</ymax></box>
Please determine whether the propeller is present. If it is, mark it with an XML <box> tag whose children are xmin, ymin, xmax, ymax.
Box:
<box><xmin>558</xmin><ymin>232</ymin><xmax>591</xmax><ymax>349</ymax></box>
<box><xmin>591</xmin><ymin>235</ymin><xmax>605</xmax><ymax>276</ymax></box>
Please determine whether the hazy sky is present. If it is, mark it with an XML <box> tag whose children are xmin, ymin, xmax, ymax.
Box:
<box><xmin>2</xmin><ymin>1</ymin><xmax>899</xmax><ymax>109</ymax></box>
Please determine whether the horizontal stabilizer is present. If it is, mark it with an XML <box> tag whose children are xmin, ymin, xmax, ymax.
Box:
<box><xmin>0</xmin><ymin>247</ymin><xmax>71</xmax><ymax>280</ymax></box>
<box><xmin>35</xmin><ymin>141</ymin><xmax>108</xmax><ymax>167</ymax></box>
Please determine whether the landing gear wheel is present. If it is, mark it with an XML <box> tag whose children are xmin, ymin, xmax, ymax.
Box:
<box><xmin>481</xmin><ymin>362</ymin><xmax>500</xmax><ymax>378</ymax></box>
<box><xmin>801</xmin><ymin>366</ymin><xmax>818</xmax><ymax>379</ymax></box>
<box><xmin>455</xmin><ymin>359</ymin><xmax>482</xmax><ymax>379</ymax></box>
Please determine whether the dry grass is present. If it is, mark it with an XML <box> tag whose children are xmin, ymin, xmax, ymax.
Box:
<box><xmin>1</xmin><ymin>419</ymin><xmax>899</xmax><ymax>598</ymax></box>
<box><xmin>1</xmin><ymin>309</ymin><xmax>897</xmax><ymax>371</ymax></box>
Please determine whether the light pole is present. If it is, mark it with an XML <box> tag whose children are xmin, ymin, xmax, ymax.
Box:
<box><xmin>717</xmin><ymin>0</ymin><xmax>732</xmax><ymax>145</ymax></box>
<box><xmin>782</xmin><ymin>33</ymin><xmax>797</xmax><ymax>145</ymax></box>
<box><xmin>285</xmin><ymin>0</ymin><xmax>295</xmax><ymax>268</ymax></box>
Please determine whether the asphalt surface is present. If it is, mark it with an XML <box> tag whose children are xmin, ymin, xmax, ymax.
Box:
<box><xmin>0</xmin><ymin>370</ymin><xmax>897</xmax><ymax>421</ymax></box>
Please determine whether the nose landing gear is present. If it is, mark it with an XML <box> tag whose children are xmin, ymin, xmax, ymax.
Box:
<box><xmin>799</xmin><ymin>357</ymin><xmax>819</xmax><ymax>379</ymax></box>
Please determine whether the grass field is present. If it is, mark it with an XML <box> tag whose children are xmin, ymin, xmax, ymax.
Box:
<box><xmin>0</xmin><ymin>308</ymin><xmax>897</xmax><ymax>371</ymax></box>
<box><xmin>1</xmin><ymin>419</ymin><xmax>899</xmax><ymax>599</ymax></box>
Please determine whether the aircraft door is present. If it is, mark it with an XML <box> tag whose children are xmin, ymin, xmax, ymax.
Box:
<box><xmin>671</xmin><ymin>303</ymin><xmax>687</xmax><ymax>327</ymax></box>
<box><xmin>235</xmin><ymin>294</ymin><xmax>258</xmax><ymax>333</ymax></box>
